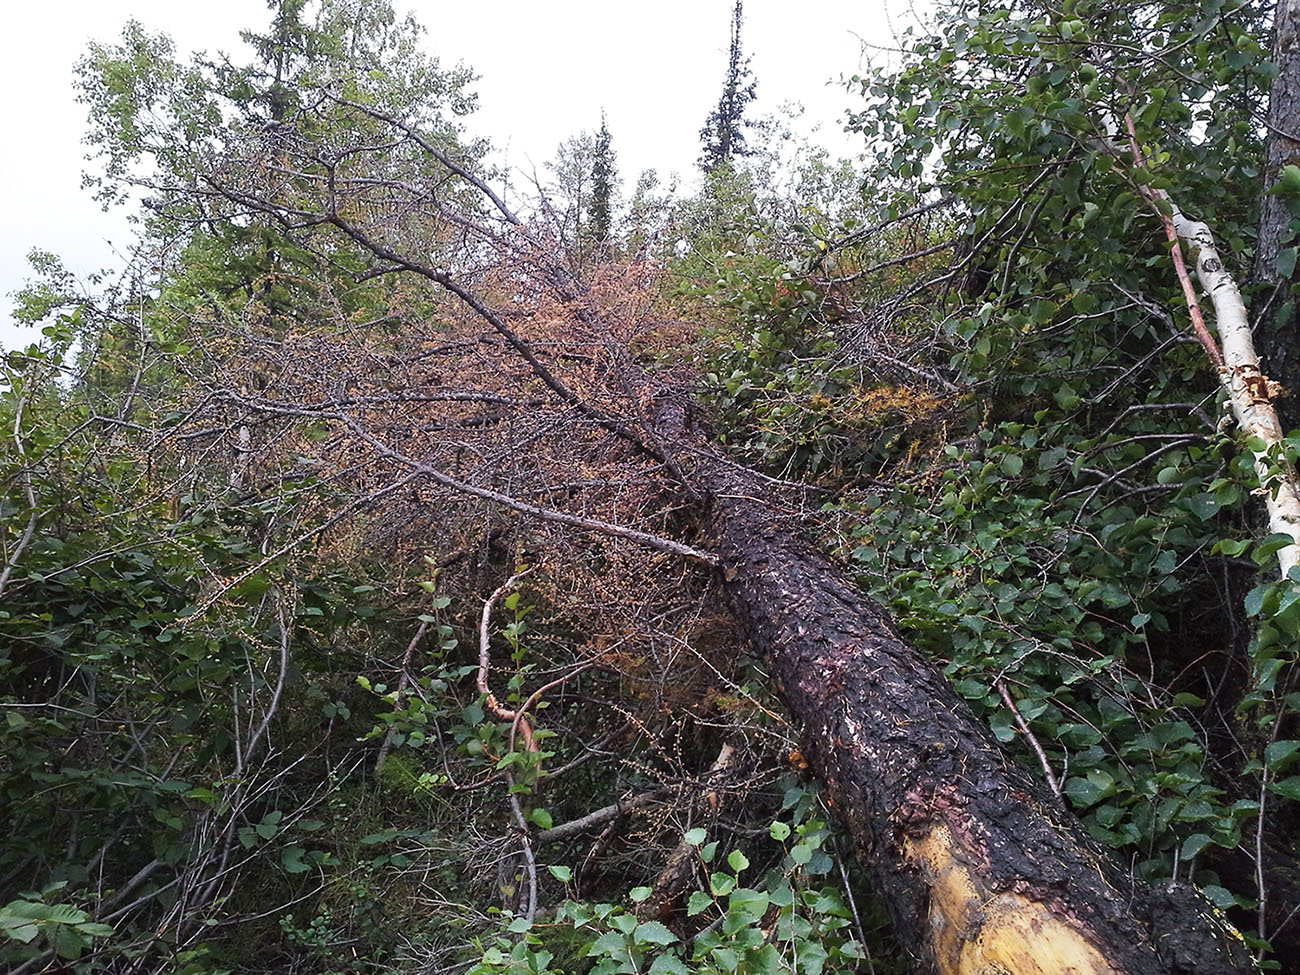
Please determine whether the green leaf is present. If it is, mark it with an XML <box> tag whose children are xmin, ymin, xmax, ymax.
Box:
<box><xmin>26</xmin><ymin>904</ymin><xmax>87</xmax><ymax>924</ymax></box>
<box><xmin>710</xmin><ymin>872</ymin><xmax>736</xmax><ymax>896</ymax></box>
<box><xmin>648</xmin><ymin>954</ymin><xmax>689</xmax><ymax>975</ymax></box>
<box><xmin>634</xmin><ymin>920</ymin><xmax>678</xmax><ymax>945</ymax></box>
<box><xmin>589</xmin><ymin>930</ymin><xmax>628</xmax><ymax>956</ymax></box>
<box><xmin>799</xmin><ymin>940</ymin><xmax>830</xmax><ymax>975</ymax></box>
<box><xmin>1202</xmin><ymin>885</ymin><xmax>1238</xmax><ymax>908</ymax></box>
<box><xmin>1180</xmin><ymin>833</ymin><xmax>1212</xmax><ymax>861</ymax></box>
<box><xmin>1253</xmin><ymin>533</ymin><xmax>1296</xmax><ymax>567</ymax></box>
<box><xmin>0</xmin><ymin>902</ymin><xmax>41</xmax><ymax>944</ymax></box>
<box><xmin>1053</xmin><ymin>382</ymin><xmax>1080</xmax><ymax>410</ymax></box>
<box><xmin>683</xmin><ymin>827</ymin><xmax>707</xmax><ymax>845</ymax></box>
<box><xmin>711</xmin><ymin>947</ymin><xmax>740</xmax><ymax>971</ymax></box>
<box><xmin>1269</xmin><ymin>776</ymin><xmax>1300</xmax><ymax>801</ymax></box>
<box><xmin>727</xmin><ymin>849</ymin><xmax>750</xmax><ymax>872</ymax></box>
<box><xmin>1062</xmin><ymin>770</ymin><xmax>1114</xmax><ymax>809</ymax></box>
<box><xmin>1186</xmin><ymin>493</ymin><xmax>1221</xmax><ymax>521</ymax></box>
<box><xmin>1244</xmin><ymin>585</ymin><xmax>1268</xmax><ymax>617</ymax></box>
<box><xmin>1269</xmin><ymin>164</ymin><xmax>1300</xmax><ymax>198</ymax></box>
<box><xmin>687</xmin><ymin>891</ymin><xmax>713</xmax><ymax>916</ymax></box>
<box><xmin>629</xmin><ymin>886</ymin><xmax>652</xmax><ymax>903</ymax></box>
<box><xmin>726</xmin><ymin>887</ymin><xmax>769</xmax><ymax>923</ymax></box>
<box><xmin>769</xmin><ymin>821</ymin><xmax>792</xmax><ymax>841</ymax></box>
<box><xmin>748</xmin><ymin>943</ymin><xmax>783</xmax><ymax>974</ymax></box>
<box><xmin>1266</xmin><ymin>740</ymin><xmax>1300</xmax><ymax>772</ymax></box>
<box><xmin>548</xmin><ymin>864</ymin><xmax>573</xmax><ymax>882</ymax></box>
<box><xmin>529</xmin><ymin>808</ymin><xmax>553</xmax><ymax>830</ymax></box>
<box><xmin>281</xmin><ymin>846</ymin><xmax>311</xmax><ymax>874</ymax></box>
<box><xmin>50</xmin><ymin>923</ymin><xmax>87</xmax><ymax>959</ymax></box>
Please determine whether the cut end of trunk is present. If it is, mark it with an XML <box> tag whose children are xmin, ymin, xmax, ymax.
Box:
<box><xmin>905</xmin><ymin>823</ymin><xmax>1119</xmax><ymax>975</ymax></box>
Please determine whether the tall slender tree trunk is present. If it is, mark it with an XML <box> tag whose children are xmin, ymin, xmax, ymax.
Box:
<box><xmin>1254</xmin><ymin>0</ymin><xmax>1300</xmax><ymax>425</ymax></box>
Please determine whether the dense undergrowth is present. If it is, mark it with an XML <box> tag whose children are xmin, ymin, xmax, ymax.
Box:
<box><xmin>4</xmin><ymin>0</ymin><xmax>1300</xmax><ymax>972</ymax></box>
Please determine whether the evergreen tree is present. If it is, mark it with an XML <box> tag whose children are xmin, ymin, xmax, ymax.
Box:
<box><xmin>241</xmin><ymin>0</ymin><xmax>319</xmax><ymax>122</ymax></box>
<box><xmin>589</xmin><ymin>113</ymin><xmax>616</xmax><ymax>248</ymax></box>
<box><xmin>698</xmin><ymin>0</ymin><xmax>759</xmax><ymax>172</ymax></box>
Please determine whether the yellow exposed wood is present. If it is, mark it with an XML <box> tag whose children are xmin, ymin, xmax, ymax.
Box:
<box><xmin>904</xmin><ymin>824</ymin><xmax>1119</xmax><ymax>975</ymax></box>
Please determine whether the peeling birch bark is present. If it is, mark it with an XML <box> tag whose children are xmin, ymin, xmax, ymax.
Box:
<box><xmin>1168</xmin><ymin>204</ymin><xmax>1300</xmax><ymax>579</ymax></box>
<box><xmin>1125</xmin><ymin>113</ymin><xmax>1300</xmax><ymax>580</ymax></box>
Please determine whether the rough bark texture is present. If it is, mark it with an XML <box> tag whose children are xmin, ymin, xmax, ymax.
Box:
<box><xmin>1254</xmin><ymin>0</ymin><xmax>1300</xmax><ymax>423</ymax></box>
<box><xmin>677</xmin><ymin>451</ymin><xmax>1257</xmax><ymax>974</ymax></box>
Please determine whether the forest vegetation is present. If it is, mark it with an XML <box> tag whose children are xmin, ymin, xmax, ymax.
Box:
<box><xmin>5</xmin><ymin>0</ymin><xmax>1300</xmax><ymax>972</ymax></box>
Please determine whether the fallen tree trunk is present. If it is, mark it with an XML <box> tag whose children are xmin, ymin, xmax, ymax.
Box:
<box><xmin>691</xmin><ymin>461</ymin><xmax>1255</xmax><ymax>974</ymax></box>
<box><xmin>598</xmin><ymin>380</ymin><xmax>1258</xmax><ymax>973</ymax></box>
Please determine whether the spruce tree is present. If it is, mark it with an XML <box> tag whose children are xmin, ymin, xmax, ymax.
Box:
<box><xmin>698</xmin><ymin>0</ymin><xmax>758</xmax><ymax>172</ymax></box>
<box><xmin>589</xmin><ymin>114</ymin><xmax>616</xmax><ymax>248</ymax></box>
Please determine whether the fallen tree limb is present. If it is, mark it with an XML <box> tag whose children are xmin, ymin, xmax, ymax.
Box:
<box><xmin>536</xmin><ymin>790</ymin><xmax>669</xmax><ymax>844</ymax></box>
<box><xmin>1126</xmin><ymin>112</ymin><xmax>1300</xmax><ymax>579</ymax></box>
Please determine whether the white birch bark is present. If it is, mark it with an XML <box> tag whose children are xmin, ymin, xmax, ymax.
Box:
<box><xmin>1168</xmin><ymin>203</ymin><xmax>1300</xmax><ymax>579</ymax></box>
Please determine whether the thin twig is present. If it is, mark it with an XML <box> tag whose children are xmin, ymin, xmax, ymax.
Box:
<box><xmin>823</xmin><ymin>798</ymin><xmax>876</xmax><ymax>975</ymax></box>
<box><xmin>376</xmin><ymin>618</ymin><xmax>432</xmax><ymax>774</ymax></box>
<box><xmin>0</xmin><ymin>388</ymin><xmax>41</xmax><ymax>600</ymax></box>
<box><xmin>1123</xmin><ymin>113</ymin><xmax>1224</xmax><ymax>370</ymax></box>
<box><xmin>478</xmin><ymin>568</ymin><xmax>539</xmax><ymax>751</ymax></box>
<box><xmin>509</xmin><ymin>661</ymin><xmax>597</xmax><ymax>756</ymax></box>
<box><xmin>243</xmin><ymin>597</ymin><xmax>292</xmax><ymax>771</ymax></box>
<box><xmin>478</xmin><ymin>569</ymin><xmax>541</xmax><ymax>922</ymax></box>
<box><xmin>996</xmin><ymin>678</ymin><xmax>1062</xmax><ymax>800</ymax></box>
<box><xmin>536</xmin><ymin>790</ymin><xmax>667</xmax><ymax>844</ymax></box>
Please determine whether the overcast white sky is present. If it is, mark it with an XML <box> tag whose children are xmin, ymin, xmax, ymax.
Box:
<box><xmin>1</xmin><ymin>0</ymin><xmax>925</xmax><ymax>347</ymax></box>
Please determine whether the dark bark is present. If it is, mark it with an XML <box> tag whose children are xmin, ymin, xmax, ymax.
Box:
<box><xmin>1254</xmin><ymin>0</ymin><xmax>1300</xmax><ymax>425</ymax></box>
<box><xmin>666</xmin><ymin>450</ymin><xmax>1257</xmax><ymax>974</ymax></box>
